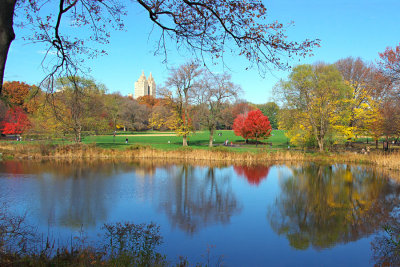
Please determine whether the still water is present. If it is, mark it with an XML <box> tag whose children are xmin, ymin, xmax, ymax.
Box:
<box><xmin>0</xmin><ymin>160</ymin><xmax>399</xmax><ymax>266</ymax></box>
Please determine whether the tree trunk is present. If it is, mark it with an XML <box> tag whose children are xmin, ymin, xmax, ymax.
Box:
<box><xmin>375</xmin><ymin>139</ymin><xmax>378</xmax><ymax>149</ymax></box>
<box><xmin>317</xmin><ymin>138</ymin><xmax>324</xmax><ymax>152</ymax></box>
<box><xmin>182</xmin><ymin>134</ymin><xmax>188</xmax><ymax>146</ymax></box>
<box><xmin>78</xmin><ymin>127</ymin><xmax>81</xmax><ymax>143</ymax></box>
<box><xmin>209</xmin><ymin>128</ymin><xmax>214</xmax><ymax>147</ymax></box>
<box><xmin>0</xmin><ymin>0</ymin><xmax>17</xmax><ymax>95</ymax></box>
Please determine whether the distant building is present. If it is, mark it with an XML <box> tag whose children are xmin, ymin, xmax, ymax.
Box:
<box><xmin>134</xmin><ymin>71</ymin><xmax>156</xmax><ymax>99</ymax></box>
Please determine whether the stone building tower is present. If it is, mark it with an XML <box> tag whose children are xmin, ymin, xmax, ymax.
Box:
<box><xmin>148</xmin><ymin>72</ymin><xmax>156</xmax><ymax>96</ymax></box>
<box><xmin>134</xmin><ymin>71</ymin><xmax>156</xmax><ymax>98</ymax></box>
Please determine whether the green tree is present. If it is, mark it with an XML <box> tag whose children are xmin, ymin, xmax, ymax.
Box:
<box><xmin>256</xmin><ymin>102</ymin><xmax>279</xmax><ymax>129</ymax></box>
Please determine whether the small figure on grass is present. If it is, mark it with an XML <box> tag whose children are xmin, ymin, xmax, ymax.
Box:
<box><xmin>125</xmin><ymin>138</ymin><xmax>128</xmax><ymax>144</ymax></box>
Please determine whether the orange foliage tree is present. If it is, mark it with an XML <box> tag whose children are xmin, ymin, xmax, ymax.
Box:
<box><xmin>3</xmin><ymin>81</ymin><xmax>31</xmax><ymax>107</ymax></box>
<box><xmin>137</xmin><ymin>95</ymin><xmax>159</xmax><ymax>108</ymax></box>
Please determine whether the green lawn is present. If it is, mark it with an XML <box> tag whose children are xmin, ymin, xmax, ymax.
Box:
<box><xmin>82</xmin><ymin>130</ymin><xmax>288</xmax><ymax>151</ymax></box>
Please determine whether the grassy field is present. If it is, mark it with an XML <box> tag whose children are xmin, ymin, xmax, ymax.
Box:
<box><xmin>82</xmin><ymin>130</ymin><xmax>289</xmax><ymax>151</ymax></box>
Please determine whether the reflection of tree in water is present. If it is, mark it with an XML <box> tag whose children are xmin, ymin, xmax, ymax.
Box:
<box><xmin>372</xmin><ymin>223</ymin><xmax>400</xmax><ymax>266</ymax></box>
<box><xmin>0</xmin><ymin>161</ymin><xmax>122</xmax><ymax>229</ymax></box>
<box><xmin>159</xmin><ymin>165</ymin><xmax>241</xmax><ymax>234</ymax></box>
<box><xmin>233</xmin><ymin>165</ymin><xmax>270</xmax><ymax>186</ymax></box>
<box><xmin>131</xmin><ymin>161</ymin><xmax>156</xmax><ymax>178</ymax></box>
<box><xmin>268</xmin><ymin>164</ymin><xmax>400</xmax><ymax>250</ymax></box>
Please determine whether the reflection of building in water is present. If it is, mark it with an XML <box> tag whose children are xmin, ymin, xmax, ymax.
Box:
<box><xmin>233</xmin><ymin>165</ymin><xmax>270</xmax><ymax>186</ymax></box>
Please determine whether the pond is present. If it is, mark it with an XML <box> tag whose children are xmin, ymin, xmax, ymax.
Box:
<box><xmin>0</xmin><ymin>160</ymin><xmax>399</xmax><ymax>266</ymax></box>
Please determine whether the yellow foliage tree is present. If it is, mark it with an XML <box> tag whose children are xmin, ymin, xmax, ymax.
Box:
<box><xmin>276</xmin><ymin>64</ymin><xmax>350</xmax><ymax>151</ymax></box>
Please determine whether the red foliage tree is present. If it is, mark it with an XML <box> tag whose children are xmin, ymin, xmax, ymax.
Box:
<box><xmin>1</xmin><ymin>107</ymin><xmax>31</xmax><ymax>135</ymax></box>
<box><xmin>379</xmin><ymin>43</ymin><xmax>400</xmax><ymax>82</ymax></box>
<box><xmin>233</xmin><ymin>114</ymin><xmax>250</xmax><ymax>140</ymax></box>
<box><xmin>233</xmin><ymin>165</ymin><xmax>270</xmax><ymax>186</ymax></box>
<box><xmin>233</xmin><ymin>109</ymin><xmax>272</xmax><ymax>145</ymax></box>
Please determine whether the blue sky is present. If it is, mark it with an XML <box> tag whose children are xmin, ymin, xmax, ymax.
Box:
<box><xmin>4</xmin><ymin>0</ymin><xmax>400</xmax><ymax>104</ymax></box>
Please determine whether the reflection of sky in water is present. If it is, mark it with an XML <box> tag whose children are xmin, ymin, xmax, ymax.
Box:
<box><xmin>0</xmin><ymin>161</ymin><xmax>399</xmax><ymax>266</ymax></box>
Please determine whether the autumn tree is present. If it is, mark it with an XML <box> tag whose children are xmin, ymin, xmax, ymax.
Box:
<box><xmin>2</xmin><ymin>81</ymin><xmax>31</xmax><ymax>107</ymax></box>
<box><xmin>244</xmin><ymin>109</ymin><xmax>272</xmax><ymax>145</ymax></box>
<box><xmin>137</xmin><ymin>95</ymin><xmax>159</xmax><ymax>109</ymax></box>
<box><xmin>104</xmin><ymin>93</ymin><xmax>125</xmax><ymax>132</ymax></box>
<box><xmin>378</xmin><ymin>43</ymin><xmax>400</xmax><ymax>143</ymax></box>
<box><xmin>49</xmin><ymin>76</ymin><xmax>109</xmax><ymax>142</ymax></box>
<box><xmin>194</xmin><ymin>72</ymin><xmax>241</xmax><ymax>147</ymax></box>
<box><xmin>233</xmin><ymin>109</ymin><xmax>272</xmax><ymax>145</ymax></box>
<box><xmin>335</xmin><ymin>57</ymin><xmax>382</xmax><ymax>143</ymax></box>
<box><xmin>1</xmin><ymin>0</ymin><xmax>320</xmax><ymax>95</ymax></box>
<box><xmin>159</xmin><ymin>61</ymin><xmax>202</xmax><ymax>146</ymax></box>
<box><xmin>1</xmin><ymin>106</ymin><xmax>31</xmax><ymax>135</ymax></box>
<box><xmin>232</xmin><ymin>101</ymin><xmax>255</xmax><ymax>119</ymax></box>
<box><xmin>120</xmin><ymin>98</ymin><xmax>151</xmax><ymax>131</ymax></box>
<box><xmin>380</xmin><ymin>97</ymin><xmax>400</xmax><ymax>142</ymax></box>
<box><xmin>28</xmin><ymin>90</ymin><xmax>65</xmax><ymax>138</ymax></box>
<box><xmin>379</xmin><ymin>43</ymin><xmax>400</xmax><ymax>83</ymax></box>
<box><xmin>233</xmin><ymin>114</ymin><xmax>249</xmax><ymax>142</ymax></box>
<box><xmin>218</xmin><ymin>104</ymin><xmax>235</xmax><ymax>129</ymax></box>
<box><xmin>0</xmin><ymin>99</ymin><xmax>7</xmax><ymax>123</ymax></box>
<box><xmin>275</xmin><ymin>64</ymin><xmax>349</xmax><ymax>152</ymax></box>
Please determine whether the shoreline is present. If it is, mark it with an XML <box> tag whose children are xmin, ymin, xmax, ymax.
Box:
<box><xmin>1</xmin><ymin>142</ymin><xmax>400</xmax><ymax>171</ymax></box>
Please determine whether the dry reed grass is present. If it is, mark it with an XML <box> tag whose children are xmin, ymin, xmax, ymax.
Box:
<box><xmin>1</xmin><ymin>143</ymin><xmax>400</xmax><ymax>171</ymax></box>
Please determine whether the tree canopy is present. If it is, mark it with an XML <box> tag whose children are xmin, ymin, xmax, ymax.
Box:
<box><xmin>276</xmin><ymin>64</ymin><xmax>350</xmax><ymax>151</ymax></box>
<box><xmin>0</xmin><ymin>0</ymin><xmax>320</xmax><ymax>94</ymax></box>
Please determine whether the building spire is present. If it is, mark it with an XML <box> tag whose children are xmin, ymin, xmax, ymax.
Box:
<box><xmin>148</xmin><ymin>72</ymin><xmax>154</xmax><ymax>82</ymax></box>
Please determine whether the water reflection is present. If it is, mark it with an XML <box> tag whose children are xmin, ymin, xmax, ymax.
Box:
<box><xmin>3</xmin><ymin>160</ymin><xmax>400</xmax><ymax>265</ymax></box>
<box><xmin>233</xmin><ymin>165</ymin><xmax>270</xmax><ymax>186</ymax></box>
<box><xmin>0</xmin><ymin>161</ymin><xmax>242</xmax><ymax>235</ymax></box>
<box><xmin>0</xmin><ymin>161</ymin><xmax>124</xmax><ymax>228</ymax></box>
<box><xmin>268</xmin><ymin>164</ymin><xmax>400</xmax><ymax>250</ymax></box>
<box><xmin>159</xmin><ymin>165</ymin><xmax>241</xmax><ymax>234</ymax></box>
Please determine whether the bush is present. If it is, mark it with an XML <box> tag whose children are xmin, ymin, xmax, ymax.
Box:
<box><xmin>102</xmin><ymin>222</ymin><xmax>166</xmax><ymax>266</ymax></box>
<box><xmin>126</xmin><ymin>144</ymin><xmax>151</xmax><ymax>150</ymax></box>
<box><xmin>39</xmin><ymin>142</ymin><xmax>58</xmax><ymax>156</ymax></box>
